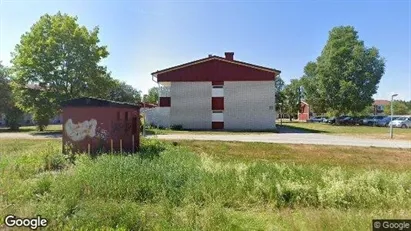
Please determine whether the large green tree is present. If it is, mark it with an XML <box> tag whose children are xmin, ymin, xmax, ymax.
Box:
<box><xmin>108</xmin><ymin>81</ymin><xmax>142</xmax><ymax>104</ymax></box>
<box><xmin>283</xmin><ymin>79</ymin><xmax>303</xmax><ymax>121</ymax></box>
<box><xmin>301</xmin><ymin>26</ymin><xmax>385</xmax><ymax>119</ymax></box>
<box><xmin>143</xmin><ymin>87</ymin><xmax>159</xmax><ymax>104</ymax></box>
<box><xmin>275</xmin><ymin>76</ymin><xmax>285</xmax><ymax>112</ymax></box>
<box><xmin>11</xmin><ymin>12</ymin><xmax>115</xmax><ymax>131</ymax></box>
<box><xmin>0</xmin><ymin>62</ymin><xmax>11</xmax><ymax>113</ymax></box>
<box><xmin>0</xmin><ymin>62</ymin><xmax>24</xmax><ymax>130</ymax></box>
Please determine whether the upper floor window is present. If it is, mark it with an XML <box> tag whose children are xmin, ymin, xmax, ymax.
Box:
<box><xmin>212</xmin><ymin>85</ymin><xmax>224</xmax><ymax>97</ymax></box>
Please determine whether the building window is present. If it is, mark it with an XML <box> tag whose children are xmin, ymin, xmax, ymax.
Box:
<box><xmin>212</xmin><ymin>111</ymin><xmax>224</xmax><ymax>122</ymax></box>
<box><xmin>212</xmin><ymin>97</ymin><xmax>224</xmax><ymax>110</ymax></box>
<box><xmin>212</xmin><ymin>86</ymin><xmax>224</xmax><ymax>97</ymax></box>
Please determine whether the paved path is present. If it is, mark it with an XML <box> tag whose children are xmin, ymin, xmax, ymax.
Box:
<box><xmin>0</xmin><ymin>132</ymin><xmax>410</xmax><ymax>149</ymax></box>
<box><xmin>150</xmin><ymin>133</ymin><xmax>411</xmax><ymax>149</ymax></box>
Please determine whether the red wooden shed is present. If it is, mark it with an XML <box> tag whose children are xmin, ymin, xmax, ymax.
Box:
<box><xmin>61</xmin><ymin>97</ymin><xmax>140</xmax><ymax>154</ymax></box>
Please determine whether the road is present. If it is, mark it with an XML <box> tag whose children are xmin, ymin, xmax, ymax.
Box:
<box><xmin>150</xmin><ymin>133</ymin><xmax>411</xmax><ymax>149</ymax></box>
<box><xmin>0</xmin><ymin>132</ymin><xmax>410</xmax><ymax>149</ymax></box>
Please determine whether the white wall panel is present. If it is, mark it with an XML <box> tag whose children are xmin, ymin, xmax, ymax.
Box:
<box><xmin>170</xmin><ymin>82</ymin><xmax>212</xmax><ymax>129</ymax></box>
<box><xmin>224</xmin><ymin>81</ymin><xmax>276</xmax><ymax>130</ymax></box>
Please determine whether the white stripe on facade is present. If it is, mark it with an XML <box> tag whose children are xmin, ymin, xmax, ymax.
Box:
<box><xmin>212</xmin><ymin>87</ymin><xmax>224</xmax><ymax>97</ymax></box>
<box><xmin>212</xmin><ymin>112</ymin><xmax>224</xmax><ymax>122</ymax></box>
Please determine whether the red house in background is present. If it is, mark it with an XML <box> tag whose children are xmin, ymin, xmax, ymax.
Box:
<box><xmin>298</xmin><ymin>101</ymin><xmax>310</xmax><ymax>121</ymax></box>
<box><xmin>61</xmin><ymin>97</ymin><xmax>140</xmax><ymax>154</ymax></box>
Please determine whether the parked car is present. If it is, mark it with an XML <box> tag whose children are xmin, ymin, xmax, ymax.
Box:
<box><xmin>362</xmin><ymin>115</ymin><xmax>386</xmax><ymax>126</ymax></box>
<box><xmin>308</xmin><ymin>116</ymin><xmax>328</xmax><ymax>123</ymax></box>
<box><xmin>376</xmin><ymin>116</ymin><xmax>397</xmax><ymax>127</ymax></box>
<box><xmin>328</xmin><ymin>116</ymin><xmax>349</xmax><ymax>125</ymax></box>
<box><xmin>388</xmin><ymin>117</ymin><xmax>411</xmax><ymax>128</ymax></box>
<box><xmin>340</xmin><ymin>116</ymin><xmax>354</xmax><ymax>125</ymax></box>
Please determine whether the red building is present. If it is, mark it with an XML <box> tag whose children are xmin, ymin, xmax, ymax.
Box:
<box><xmin>61</xmin><ymin>97</ymin><xmax>140</xmax><ymax>154</ymax></box>
<box><xmin>149</xmin><ymin>52</ymin><xmax>281</xmax><ymax>130</ymax></box>
<box><xmin>298</xmin><ymin>101</ymin><xmax>310</xmax><ymax>121</ymax></box>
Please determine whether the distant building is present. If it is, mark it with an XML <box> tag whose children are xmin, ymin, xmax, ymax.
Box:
<box><xmin>372</xmin><ymin>100</ymin><xmax>390</xmax><ymax>115</ymax></box>
<box><xmin>298</xmin><ymin>101</ymin><xmax>310</xmax><ymax>121</ymax></box>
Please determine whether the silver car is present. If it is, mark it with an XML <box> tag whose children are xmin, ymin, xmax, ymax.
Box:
<box><xmin>376</xmin><ymin>116</ymin><xmax>397</xmax><ymax>127</ymax></box>
<box><xmin>389</xmin><ymin>117</ymin><xmax>411</xmax><ymax>128</ymax></box>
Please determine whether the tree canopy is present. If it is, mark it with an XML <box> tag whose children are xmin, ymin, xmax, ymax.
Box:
<box><xmin>11</xmin><ymin>12</ymin><xmax>116</xmax><ymax>130</ymax></box>
<box><xmin>0</xmin><ymin>62</ymin><xmax>11</xmax><ymax>113</ymax></box>
<box><xmin>283</xmin><ymin>79</ymin><xmax>303</xmax><ymax>120</ymax></box>
<box><xmin>143</xmin><ymin>87</ymin><xmax>159</xmax><ymax>104</ymax></box>
<box><xmin>301</xmin><ymin>26</ymin><xmax>385</xmax><ymax>116</ymax></box>
<box><xmin>384</xmin><ymin>101</ymin><xmax>409</xmax><ymax>115</ymax></box>
<box><xmin>108</xmin><ymin>81</ymin><xmax>142</xmax><ymax>104</ymax></box>
<box><xmin>274</xmin><ymin>76</ymin><xmax>285</xmax><ymax>111</ymax></box>
<box><xmin>0</xmin><ymin>62</ymin><xmax>24</xmax><ymax>130</ymax></box>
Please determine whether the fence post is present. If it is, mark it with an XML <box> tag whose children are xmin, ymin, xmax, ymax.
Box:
<box><xmin>132</xmin><ymin>135</ymin><xmax>135</xmax><ymax>153</ymax></box>
<box><xmin>111</xmin><ymin>139</ymin><xmax>113</xmax><ymax>154</ymax></box>
<box><xmin>88</xmin><ymin>143</ymin><xmax>90</xmax><ymax>155</ymax></box>
<box><xmin>120</xmin><ymin>139</ymin><xmax>123</xmax><ymax>154</ymax></box>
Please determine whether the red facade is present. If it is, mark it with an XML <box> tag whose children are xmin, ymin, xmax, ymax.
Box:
<box><xmin>212</xmin><ymin>122</ymin><xmax>224</xmax><ymax>129</ymax></box>
<box><xmin>154</xmin><ymin>57</ymin><xmax>279</xmax><ymax>82</ymax></box>
<box><xmin>159</xmin><ymin>97</ymin><xmax>171</xmax><ymax>107</ymax></box>
<box><xmin>62</xmin><ymin>98</ymin><xmax>140</xmax><ymax>154</ymax></box>
<box><xmin>298</xmin><ymin>102</ymin><xmax>310</xmax><ymax>121</ymax></box>
<box><xmin>212</xmin><ymin>97</ymin><xmax>224</xmax><ymax>110</ymax></box>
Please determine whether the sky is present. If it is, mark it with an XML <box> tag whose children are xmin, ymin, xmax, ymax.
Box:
<box><xmin>0</xmin><ymin>0</ymin><xmax>410</xmax><ymax>100</ymax></box>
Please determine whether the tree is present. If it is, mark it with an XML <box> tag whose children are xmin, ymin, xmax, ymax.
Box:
<box><xmin>384</xmin><ymin>101</ymin><xmax>409</xmax><ymax>115</ymax></box>
<box><xmin>275</xmin><ymin>76</ymin><xmax>285</xmax><ymax>112</ymax></box>
<box><xmin>300</xmin><ymin>62</ymin><xmax>327</xmax><ymax>115</ymax></box>
<box><xmin>108</xmin><ymin>81</ymin><xmax>142</xmax><ymax>104</ymax></box>
<box><xmin>0</xmin><ymin>62</ymin><xmax>11</xmax><ymax>113</ymax></box>
<box><xmin>283</xmin><ymin>79</ymin><xmax>302</xmax><ymax>121</ymax></box>
<box><xmin>11</xmin><ymin>12</ymin><xmax>114</xmax><ymax>131</ymax></box>
<box><xmin>143</xmin><ymin>87</ymin><xmax>159</xmax><ymax>104</ymax></box>
<box><xmin>301</xmin><ymin>26</ymin><xmax>385</xmax><ymax>121</ymax></box>
<box><xmin>0</xmin><ymin>62</ymin><xmax>24</xmax><ymax>130</ymax></box>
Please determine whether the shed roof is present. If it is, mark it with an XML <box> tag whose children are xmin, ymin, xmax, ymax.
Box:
<box><xmin>61</xmin><ymin>97</ymin><xmax>140</xmax><ymax>109</ymax></box>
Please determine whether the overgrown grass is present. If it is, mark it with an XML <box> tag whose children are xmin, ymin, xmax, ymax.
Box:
<box><xmin>0</xmin><ymin>139</ymin><xmax>410</xmax><ymax>230</ymax></box>
<box><xmin>171</xmin><ymin>140</ymin><xmax>411</xmax><ymax>171</ymax></box>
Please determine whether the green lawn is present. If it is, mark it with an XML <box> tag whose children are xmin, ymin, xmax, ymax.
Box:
<box><xmin>279</xmin><ymin>122</ymin><xmax>411</xmax><ymax>140</ymax></box>
<box><xmin>1</xmin><ymin>138</ymin><xmax>410</xmax><ymax>230</ymax></box>
<box><xmin>145</xmin><ymin>127</ymin><xmax>278</xmax><ymax>135</ymax></box>
<box><xmin>0</xmin><ymin>124</ymin><xmax>62</xmax><ymax>134</ymax></box>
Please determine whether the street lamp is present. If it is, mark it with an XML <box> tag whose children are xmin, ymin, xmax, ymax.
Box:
<box><xmin>389</xmin><ymin>93</ymin><xmax>398</xmax><ymax>139</ymax></box>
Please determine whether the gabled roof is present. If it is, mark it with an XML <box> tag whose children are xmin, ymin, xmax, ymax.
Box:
<box><xmin>373</xmin><ymin>100</ymin><xmax>390</xmax><ymax>106</ymax></box>
<box><xmin>151</xmin><ymin>55</ymin><xmax>281</xmax><ymax>76</ymax></box>
<box><xmin>61</xmin><ymin>97</ymin><xmax>140</xmax><ymax>109</ymax></box>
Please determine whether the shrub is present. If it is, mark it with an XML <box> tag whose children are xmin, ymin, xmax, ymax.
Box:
<box><xmin>171</xmin><ymin>124</ymin><xmax>183</xmax><ymax>130</ymax></box>
<box><xmin>43</xmin><ymin>152</ymin><xmax>68</xmax><ymax>171</ymax></box>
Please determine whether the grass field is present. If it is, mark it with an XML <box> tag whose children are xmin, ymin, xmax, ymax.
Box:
<box><xmin>280</xmin><ymin>122</ymin><xmax>411</xmax><ymax>140</ymax></box>
<box><xmin>145</xmin><ymin>128</ymin><xmax>279</xmax><ymax>135</ymax></box>
<box><xmin>1</xmin><ymin>138</ymin><xmax>410</xmax><ymax>230</ymax></box>
<box><xmin>0</xmin><ymin>124</ymin><xmax>62</xmax><ymax>134</ymax></box>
